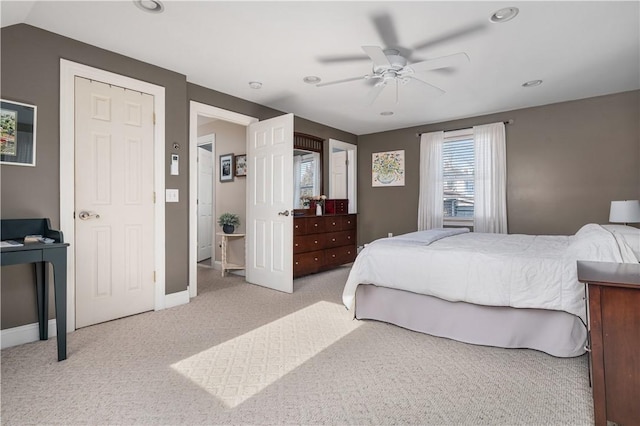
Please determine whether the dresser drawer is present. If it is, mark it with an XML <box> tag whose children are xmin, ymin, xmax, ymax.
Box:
<box><xmin>324</xmin><ymin>216</ymin><xmax>342</xmax><ymax>232</ymax></box>
<box><xmin>325</xmin><ymin>230</ymin><xmax>356</xmax><ymax>248</ymax></box>
<box><xmin>341</xmin><ymin>215</ymin><xmax>357</xmax><ymax>231</ymax></box>
<box><xmin>325</xmin><ymin>245</ymin><xmax>357</xmax><ymax>266</ymax></box>
<box><xmin>305</xmin><ymin>217</ymin><xmax>326</xmax><ymax>234</ymax></box>
<box><xmin>294</xmin><ymin>250</ymin><xmax>325</xmax><ymax>276</ymax></box>
<box><xmin>293</xmin><ymin>218</ymin><xmax>306</xmax><ymax>236</ymax></box>
<box><xmin>293</xmin><ymin>234</ymin><xmax>326</xmax><ymax>254</ymax></box>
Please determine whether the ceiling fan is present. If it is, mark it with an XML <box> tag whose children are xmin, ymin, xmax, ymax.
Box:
<box><xmin>316</xmin><ymin>46</ymin><xmax>470</xmax><ymax>104</ymax></box>
<box><xmin>316</xmin><ymin>12</ymin><xmax>483</xmax><ymax>104</ymax></box>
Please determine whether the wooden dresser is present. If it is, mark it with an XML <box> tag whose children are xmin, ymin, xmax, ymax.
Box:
<box><xmin>293</xmin><ymin>214</ymin><xmax>357</xmax><ymax>277</ymax></box>
<box><xmin>577</xmin><ymin>261</ymin><xmax>640</xmax><ymax>426</ymax></box>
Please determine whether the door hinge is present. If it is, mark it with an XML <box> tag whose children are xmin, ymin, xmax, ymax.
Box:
<box><xmin>153</xmin><ymin>112</ymin><xmax>156</xmax><ymax>125</ymax></box>
<box><xmin>153</xmin><ymin>191</ymin><xmax>156</xmax><ymax>203</ymax></box>
<box><xmin>153</xmin><ymin>271</ymin><xmax>156</xmax><ymax>283</ymax></box>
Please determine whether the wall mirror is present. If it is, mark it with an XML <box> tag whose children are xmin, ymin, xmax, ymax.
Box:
<box><xmin>293</xmin><ymin>133</ymin><xmax>323</xmax><ymax>209</ymax></box>
<box><xmin>328</xmin><ymin>139</ymin><xmax>357</xmax><ymax>213</ymax></box>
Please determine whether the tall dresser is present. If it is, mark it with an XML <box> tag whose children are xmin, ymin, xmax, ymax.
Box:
<box><xmin>293</xmin><ymin>214</ymin><xmax>357</xmax><ymax>277</ymax></box>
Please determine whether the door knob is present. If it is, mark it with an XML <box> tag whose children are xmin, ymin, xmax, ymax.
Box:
<box><xmin>78</xmin><ymin>211</ymin><xmax>100</xmax><ymax>220</ymax></box>
<box><xmin>278</xmin><ymin>210</ymin><xmax>290</xmax><ymax>216</ymax></box>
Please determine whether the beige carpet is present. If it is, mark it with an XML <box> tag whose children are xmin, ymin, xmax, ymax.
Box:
<box><xmin>1</xmin><ymin>265</ymin><xmax>593</xmax><ymax>425</ymax></box>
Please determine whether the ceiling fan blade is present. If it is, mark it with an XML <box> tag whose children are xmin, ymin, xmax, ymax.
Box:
<box><xmin>371</xmin><ymin>12</ymin><xmax>399</xmax><ymax>49</ymax></box>
<box><xmin>412</xmin><ymin>23</ymin><xmax>487</xmax><ymax>51</ymax></box>
<box><xmin>317</xmin><ymin>54</ymin><xmax>370</xmax><ymax>64</ymax></box>
<box><xmin>366</xmin><ymin>83</ymin><xmax>387</xmax><ymax>105</ymax></box>
<box><xmin>408</xmin><ymin>52</ymin><xmax>470</xmax><ymax>73</ymax></box>
<box><xmin>316</xmin><ymin>75</ymin><xmax>367</xmax><ymax>87</ymax></box>
<box><xmin>362</xmin><ymin>46</ymin><xmax>391</xmax><ymax>68</ymax></box>
<box><xmin>406</xmin><ymin>76</ymin><xmax>446</xmax><ymax>96</ymax></box>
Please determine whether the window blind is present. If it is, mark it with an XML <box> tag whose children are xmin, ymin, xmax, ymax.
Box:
<box><xmin>442</xmin><ymin>138</ymin><xmax>474</xmax><ymax>218</ymax></box>
<box><xmin>298</xmin><ymin>156</ymin><xmax>315</xmax><ymax>199</ymax></box>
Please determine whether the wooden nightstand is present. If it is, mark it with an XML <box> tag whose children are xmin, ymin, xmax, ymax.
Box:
<box><xmin>577</xmin><ymin>261</ymin><xmax>640</xmax><ymax>426</ymax></box>
<box><xmin>217</xmin><ymin>233</ymin><xmax>245</xmax><ymax>277</ymax></box>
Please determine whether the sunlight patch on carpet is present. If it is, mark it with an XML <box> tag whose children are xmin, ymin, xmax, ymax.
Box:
<box><xmin>171</xmin><ymin>301</ymin><xmax>361</xmax><ymax>408</ymax></box>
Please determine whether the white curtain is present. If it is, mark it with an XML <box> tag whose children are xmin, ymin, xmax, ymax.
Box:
<box><xmin>312</xmin><ymin>153</ymin><xmax>321</xmax><ymax>196</ymax></box>
<box><xmin>293</xmin><ymin>155</ymin><xmax>302</xmax><ymax>209</ymax></box>
<box><xmin>417</xmin><ymin>131</ymin><xmax>444</xmax><ymax>230</ymax></box>
<box><xmin>473</xmin><ymin>122</ymin><xmax>507</xmax><ymax>233</ymax></box>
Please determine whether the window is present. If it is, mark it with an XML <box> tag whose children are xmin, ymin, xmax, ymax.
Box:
<box><xmin>442</xmin><ymin>131</ymin><xmax>474</xmax><ymax>223</ymax></box>
<box><xmin>298</xmin><ymin>154</ymin><xmax>316</xmax><ymax>200</ymax></box>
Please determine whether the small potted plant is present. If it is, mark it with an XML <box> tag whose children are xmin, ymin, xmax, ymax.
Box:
<box><xmin>218</xmin><ymin>213</ymin><xmax>240</xmax><ymax>234</ymax></box>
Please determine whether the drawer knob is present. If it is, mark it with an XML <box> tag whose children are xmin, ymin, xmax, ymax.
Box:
<box><xmin>314</xmin><ymin>224</ymin><xmax>318</xmax><ymax>227</ymax></box>
<box><xmin>295</xmin><ymin>243</ymin><xmax>299</xmax><ymax>247</ymax></box>
<box><xmin>295</xmin><ymin>261</ymin><xmax>299</xmax><ymax>265</ymax></box>
<box><xmin>314</xmin><ymin>257</ymin><xmax>318</xmax><ymax>261</ymax></box>
<box><xmin>332</xmin><ymin>222</ymin><xmax>336</xmax><ymax>226</ymax></box>
<box><xmin>332</xmin><ymin>238</ymin><xmax>336</xmax><ymax>242</ymax></box>
<box><xmin>332</xmin><ymin>254</ymin><xmax>336</xmax><ymax>258</ymax></box>
<box><xmin>314</xmin><ymin>240</ymin><xmax>318</xmax><ymax>244</ymax></box>
<box><xmin>347</xmin><ymin>236</ymin><xmax>351</xmax><ymax>239</ymax></box>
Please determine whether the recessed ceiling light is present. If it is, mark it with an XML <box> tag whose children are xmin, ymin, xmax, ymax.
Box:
<box><xmin>522</xmin><ymin>79</ymin><xmax>543</xmax><ymax>88</ymax></box>
<box><xmin>380</xmin><ymin>111</ymin><xmax>394</xmax><ymax>116</ymax></box>
<box><xmin>248</xmin><ymin>81</ymin><xmax>263</xmax><ymax>89</ymax></box>
<box><xmin>490</xmin><ymin>7</ymin><xmax>519</xmax><ymax>23</ymax></box>
<box><xmin>133</xmin><ymin>0</ymin><xmax>164</xmax><ymax>13</ymax></box>
<box><xmin>303</xmin><ymin>76</ymin><xmax>321</xmax><ymax>84</ymax></box>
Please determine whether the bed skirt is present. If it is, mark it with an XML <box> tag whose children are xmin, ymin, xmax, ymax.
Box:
<box><xmin>354</xmin><ymin>284</ymin><xmax>587</xmax><ymax>358</ymax></box>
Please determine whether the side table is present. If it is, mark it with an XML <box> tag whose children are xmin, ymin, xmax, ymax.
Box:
<box><xmin>217</xmin><ymin>233</ymin><xmax>245</xmax><ymax>277</ymax></box>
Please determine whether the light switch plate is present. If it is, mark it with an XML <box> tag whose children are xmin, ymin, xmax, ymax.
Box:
<box><xmin>165</xmin><ymin>189</ymin><xmax>179</xmax><ymax>203</ymax></box>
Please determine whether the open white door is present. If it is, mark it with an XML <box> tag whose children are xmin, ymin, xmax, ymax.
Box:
<box><xmin>246</xmin><ymin>114</ymin><xmax>294</xmax><ymax>293</ymax></box>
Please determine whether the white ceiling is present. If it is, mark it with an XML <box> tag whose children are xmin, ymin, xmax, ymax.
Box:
<box><xmin>2</xmin><ymin>1</ymin><xmax>639</xmax><ymax>135</ymax></box>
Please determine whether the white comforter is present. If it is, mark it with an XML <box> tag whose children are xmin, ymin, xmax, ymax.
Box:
<box><xmin>343</xmin><ymin>224</ymin><xmax>634</xmax><ymax>322</ymax></box>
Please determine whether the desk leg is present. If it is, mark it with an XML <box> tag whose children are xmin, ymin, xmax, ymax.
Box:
<box><xmin>45</xmin><ymin>250</ymin><xmax>67</xmax><ymax>361</ymax></box>
<box><xmin>34</xmin><ymin>262</ymin><xmax>49</xmax><ymax>340</ymax></box>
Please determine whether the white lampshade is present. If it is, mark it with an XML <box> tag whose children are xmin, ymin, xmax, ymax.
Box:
<box><xmin>609</xmin><ymin>200</ymin><xmax>640</xmax><ymax>223</ymax></box>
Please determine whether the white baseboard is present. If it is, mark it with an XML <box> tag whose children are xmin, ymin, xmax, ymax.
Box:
<box><xmin>2</xmin><ymin>291</ymin><xmax>190</xmax><ymax>349</ymax></box>
<box><xmin>1</xmin><ymin>319</ymin><xmax>57</xmax><ymax>349</ymax></box>
<box><xmin>165</xmin><ymin>289</ymin><xmax>190</xmax><ymax>309</ymax></box>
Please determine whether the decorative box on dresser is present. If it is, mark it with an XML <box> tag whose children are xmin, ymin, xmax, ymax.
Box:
<box><xmin>293</xmin><ymin>212</ymin><xmax>357</xmax><ymax>278</ymax></box>
<box><xmin>577</xmin><ymin>260</ymin><xmax>640</xmax><ymax>426</ymax></box>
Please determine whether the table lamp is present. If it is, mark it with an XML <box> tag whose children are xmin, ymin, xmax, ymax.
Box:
<box><xmin>609</xmin><ymin>200</ymin><xmax>640</xmax><ymax>225</ymax></box>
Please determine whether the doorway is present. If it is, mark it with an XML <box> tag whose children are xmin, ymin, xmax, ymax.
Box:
<box><xmin>60</xmin><ymin>59</ymin><xmax>166</xmax><ymax>332</ymax></box>
<box><xmin>329</xmin><ymin>139</ymin><xmax>357</xmax><ymax>213</ymax></box>
<box><xmin>197</xmin><ymin>133</ymin><xmax>215</xmax><ymax>265</ymax></box>
<box><xmin>188</xmin><ymin>102</ymin><xmax>257</xmax><ymax>298</ymax></box>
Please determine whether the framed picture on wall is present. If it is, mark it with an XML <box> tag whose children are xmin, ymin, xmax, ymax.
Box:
<box><xmin>235</xmin><ymin>154</ymin><xmax>247</xmax><ymax>177</ymax></box>
<box><xmin>1</xmin><ymin>99</ymin><xmax>37</xmax><ymax>167</ymax></box>
<box><xmin>219</xmin><ymin>153</ymin><xmax>234</xmax><ymax>182</ymax></box>
<box><xmin>372</xmin><ymin>150</ymin><xmax>405</xmax><ymax>187</ymax></box>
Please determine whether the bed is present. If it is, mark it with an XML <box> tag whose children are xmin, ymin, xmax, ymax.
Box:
<box><xmin>342</xmin><ymin>224</ymin><xmax>639</xmax><ymax>357</ymax></box>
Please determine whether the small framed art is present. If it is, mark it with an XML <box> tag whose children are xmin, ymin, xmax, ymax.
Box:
<box><xmin>1</xmin><ymin>99</ymin><xmax>37</xmax><ymax>167</ymax></box>
<box><xmin>235</xmin><ymin>154</ymin><xmax>247</xmax><ymax>177</ymax></box>
<box><xmin>219</xmin><ymin>153</ymin><xmax>234</xmax><ymax>182</ymax></box>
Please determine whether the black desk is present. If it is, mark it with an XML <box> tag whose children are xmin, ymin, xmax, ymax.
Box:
<box><xmin>1</xmin><ymin>219</ymin><xmax>69</xmax><ymax>361</ymax></box>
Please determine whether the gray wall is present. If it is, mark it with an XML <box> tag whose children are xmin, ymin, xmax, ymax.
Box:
<box><xmin>357</xmin><ymin>90</ymin><xmax>640</xmax><ymax>244</ymax></box>
<box><xmin>0</xmin><ymin>24</ymin><xmax>356</xmax><ymax>330</ymax></box>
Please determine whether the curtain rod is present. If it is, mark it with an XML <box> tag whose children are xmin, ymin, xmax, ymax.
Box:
<box><xmin>416</xmin><ymin>119</ymin><xmax>514</xmax><ymax>138</ymax></box>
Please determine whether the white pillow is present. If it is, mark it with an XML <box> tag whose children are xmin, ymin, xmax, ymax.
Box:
<box><xmin>602</xmin><ymin>224</ymin><xmax>640</xmax><ymax>260</ymax></box>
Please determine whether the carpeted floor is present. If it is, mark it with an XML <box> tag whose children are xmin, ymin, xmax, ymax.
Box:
<box><xmin>1</xmin><ymin>265</ymin><xmax>593</xmax><ymax>425</ymax></box>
